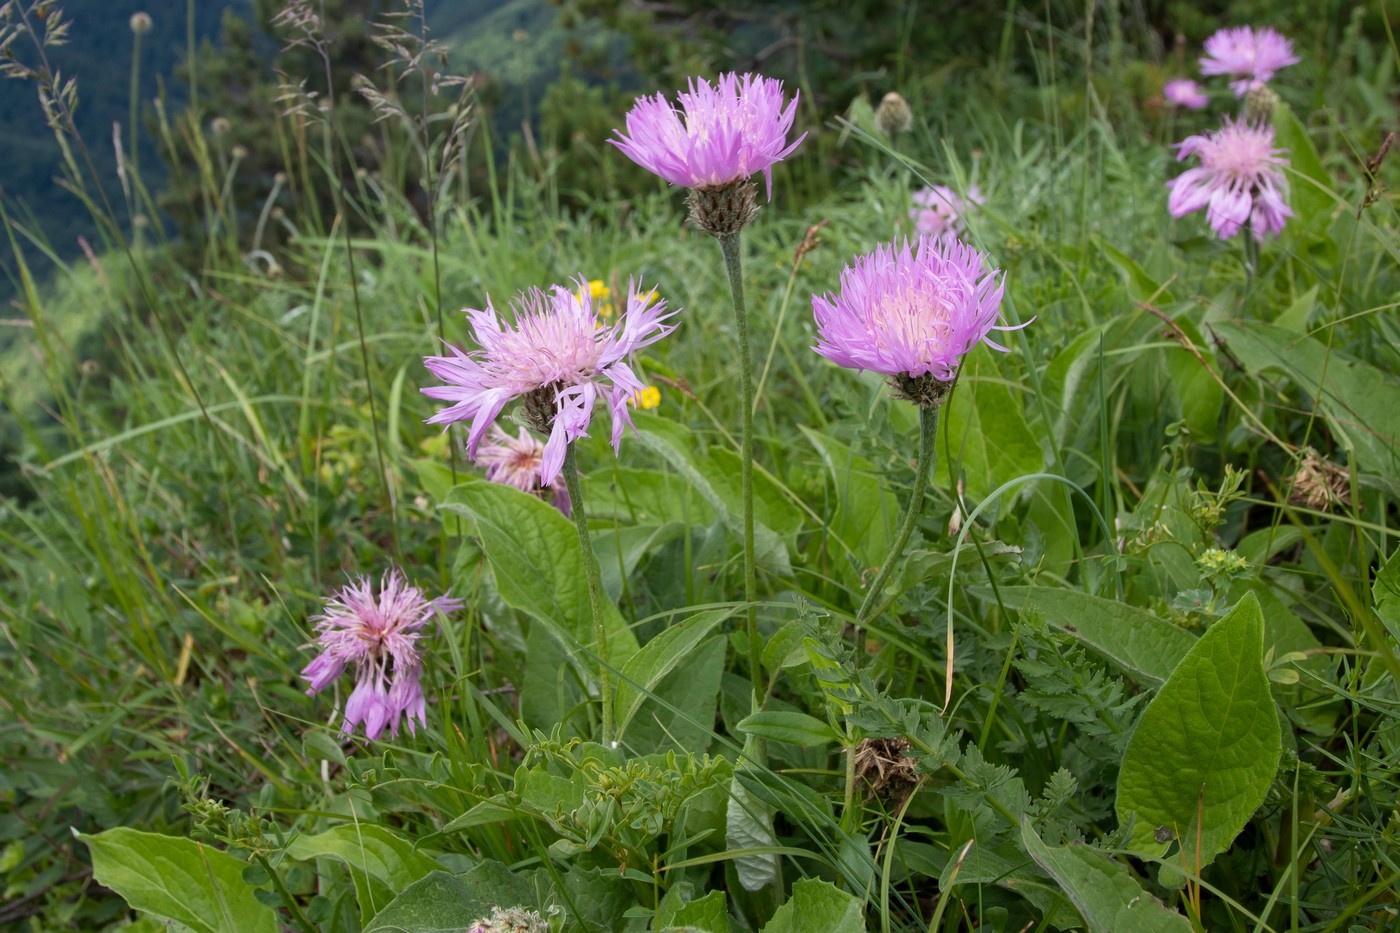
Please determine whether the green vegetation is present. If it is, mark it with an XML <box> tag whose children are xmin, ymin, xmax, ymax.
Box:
<box><xmin>2</xmin><ymin>0</ymin><xmax>1399</xmax><ymax>930</ymax></box>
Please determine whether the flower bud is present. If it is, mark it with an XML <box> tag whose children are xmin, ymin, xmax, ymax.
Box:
<box><xmin>129</xmin><ymin>12</ymin><xmax>152</xmax><ymax>35</ymax></box>
<box><xmin>875</xmin><ymin>91</ymin><xmax>913</xmax><ymax>136</ymax></box>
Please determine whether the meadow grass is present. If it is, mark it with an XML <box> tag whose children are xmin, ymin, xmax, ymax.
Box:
<box><xmin>2</xmin><ymin>2</ymin><xmax>1399</xmax><ymax>930</ymax></box>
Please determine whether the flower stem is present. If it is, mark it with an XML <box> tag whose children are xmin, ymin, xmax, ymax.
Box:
<box><xmin>855</xmin><ymin>404</ymin><xmax>940</xmax><ymax>647</ymax></box>
<box><xmin>562</xmin><ymin>444</ymin><xmax>613</xmax><ymax>744</ymax></box>
<box><xmin>719</xmin><ymin>233</ymin><xmax>762</xmax><ymax>711</ymax></box>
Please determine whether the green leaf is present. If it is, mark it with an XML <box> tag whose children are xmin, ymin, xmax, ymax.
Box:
<box><xmin>1163</xmin><ymin>318</ymin><xmax>1222</xmax><ymax>443</ymax></box>
<box><xmin>1273</xmin><ymin>104</ymin><xmax>1333</xmax><ymax>223</ymax></box>
<box><xmin>656</xmin><ymin>887</ymin><xmax>730</xmax><ymax>933</ymax></box>
<box><xmin>736</xmin><ymin>711</ymin><xmax>840</xmax><ymax>747</ymax></box>
<box><xmin>76</xmin><ymin>828</ymin><xmax>276</xmax><ymax>933</ymax></box>
<box><xmin>626</xmin><ymin>636</ymin><xmax>727</xmax><ymax>754</ymax></box>
<box><xmin>1374</xmin><ymin>548</ymin><xmax>1400</xmax><ymax>635</ymax></box>
<box><xmin>285</xmin><ymin>824</ymin><xmax>440</xmax><ymax>923</ymax></box>
<box><xmin>1116</xmin><ymin>592</ymin><xmax>1282</xmax><ymax>868</ymax></box>
<box><xmin>363</xmin><ymin>865</ymin><xmax>535</xmax><ymax>933</ymax></box>
<box><xmin>726</xmin><ymin>771</ymin><xmax>779</xmax><ymax>892</ymax></box>
<box><xmin>935</xmin><ymin>346</ymin><xmax>1043</xmax><ymax>501</ymax></box>
<box><xmin>941</xmin><ymin>840</ymin><xmax>1082</xmax><ymax>929</ymax></box>
<box><xmin>760</xmin><ymin>878</ymin><xmax>864</xmax><ymax>933</ymax></box>
<box><xmin>1021</xmin><ymin>822</ymin><xmax>1192</xmax><ymax>933</ymax></box>
<box><xmin>994</xmin><ymin>586</ymin><xmax>1197</xmax><ymax>685</ymax></box>
<box><xmin>614</xmin><ymin>608</ymin><xmax>733</xmax><ymax>739</ymax></box>
<box><xmin>799</xmin><ymin>427</ymin><xmax>898</xmax><ymax>585</ymax></box>
<box><xmin>442</xmin><ymin>475</ymin><xmax>638</xmax><ymax>662</ymax></box>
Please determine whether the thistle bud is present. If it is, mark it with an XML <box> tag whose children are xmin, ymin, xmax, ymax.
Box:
<box><xmin>129</xmin><ymin>12</ymin><xmax>152</xmax><ymax>35</ymax></box>
<box><xmin>686</xmin><ymin>179</ymin><xmax>758</xmax><ymax>238</ymax></box>
<box><xmin>875</xmin><ymin>91</ymin><xmax>913</xmax><ymax>137</ymax></box>
<box><xmin>1243</xmin><ymin>81</ymin><xmax>1280</xmax><ymax>121</ymax></box>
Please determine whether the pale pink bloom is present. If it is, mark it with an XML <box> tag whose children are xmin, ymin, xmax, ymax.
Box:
<box><xmin>611</xmin><ymin>72</ymin><xmax>806</xmax><ymax>198</ymax></box>
<box><xmin>476</xmin><ymin>425</ymin><xmax>572</xmax><ymax>515</ymax></box>
<box><xmin>909</xmin><ymin>185</ymin><xmax>984</xmax><ymax>237</ymax></box>
<box><xmin>1167</xmin><ymin>118</ymin><xmax>1292</xmax><ymax>239</ymax></box>
<box><xmin>1199</xmin><ymin>26</ymin><xmax>1299</xmax><ymax>97</ymax></box>
<box><xmin>812</xmin><ymin>236</ymin><xmax>1017</xmax><ymax>382</ymax></box>
<box><xmin>1163</xmin><ymin>78</ymin><xmax>1208</xmax><ymax>110</ymax></box>
<box><xmin>422</xmin><ymin>279</ymin><xmax>676</xmax><ymax>486</ymax></box>
<box><xmin>302</xmin><ymin>568</ymin><xmax>461</xmax><ymax>740</ymax></box>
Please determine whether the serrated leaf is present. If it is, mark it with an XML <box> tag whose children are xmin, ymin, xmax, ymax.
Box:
<box><xmin>994</xmin><ymin>586</ymin><xmax>1197</xmax><ymax>685</ymax></box>
<box><xmin>1021</xmin><ymin>822</ymin><xmax>1191</xmax><ymax>933</ymax></box>
<box><xmin>736</xmin><ymin>710</ymin><xmax>840</xmax><ymax>747</ymax></box>
<box><xmin>77</xmin><ymin>828</ymin><xmax>276</xmax><ymax>933</ymax></box>
<box><xmin>614</xmin><ymin>609</ymin><xmax>732</xmax><ymax>739</ymax></box>
<box><xmin>363</xmin><ymin>865</ymin><xmax>534</xmax><ymax>933</ymax></box>
<box><xmin>442</xmin><ymin>475</ymin><xmax>638</xmax><ymax>662</ymax></box>
<box><xmin>760</xmin><ymin>878</ymin><xmax>864</xmax><ymax>933</ymax></box>
<box><xmin>1116</xmin><ymin>592</ymin><xmax>1281</xmax><ymax>868</ymax></box>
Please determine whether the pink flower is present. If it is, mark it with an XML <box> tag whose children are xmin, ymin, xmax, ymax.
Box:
<box><xmin>476</xmin><ymin>425</ymin><xmax>572</xmax><ymax>515</ymax></box>
<box><xmin>422</xmin><ymin>279</ymin><xmax>676</xmax><ymax>486</ymax></box>
<box><xmin>1163</xmin><ymin>78</ymin><xmax>1208</xmax><ymax>110</ymax></box>
<box><xmin>610</xmin><ymin>72</ymin><xmax>806</xmax><ymax>199</ymax></box>
<box><xmin>302</xmin><ymin>568</ymin><xmax>461</xmax><ymax>740</ymax></box>
<box><xmin>1167</xmin><ymin>118</ymin><xmax>1292</xmax><ymax>240</ymax></box>
<box><xmin>1199</xmin><ymin>26</ymin><xmax>1299</xmax><ymax>97</ymax></box>
<box><xmin>909</xmin><ymin>185</ymin><xmax>984</xmax><ymax>237</ymax></box>
<box><xmin>812</xmin><ymin>236</ymin><xmax>1015</xmax><ymax>385</ymax></box>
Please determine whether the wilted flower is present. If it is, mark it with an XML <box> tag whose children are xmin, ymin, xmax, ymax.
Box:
<box><xmin>1167</xmin><ymin>118</ymin><xmax>1291</xmax><ymax>239</ymax></box>
<box><xmin>812</xmin><ymin>236</ymin><xmax>1014</xmax><ymax>407</ymax></box>
<box><xmin>909</xmin><ymin>185</ymin><xmax>984</xmax><ymax>237</ymax></box>
<box><xmin>422</xmin><ymin>278</ymin><xmax>677</xmax><ymax>486</ymax></box>
<box><xmin>1199</xmin><ymin>26</ymin><xmax>1299</xmax><ymax>97</ymax></box>
<box><xmin>476</xmin><ymin>426</ymin><xmax>571</xmax><ymax>515</ymax></box>
<box><xmin>1163</xmin><ymin>78</ymin><xmax>1208</xmax><ymax>110</ymax></box>
<box><xmin>302</xmin><ymin>569</ymin><xmax>462</xmax><ymax>740</ymax></box>
<box><xmin>611</xmin><ymin>72</ymin><xmax>806</xmax><ymax>236</ymax></box>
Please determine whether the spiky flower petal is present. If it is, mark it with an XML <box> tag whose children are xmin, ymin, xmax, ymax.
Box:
<box><xmin>1163</xmin><ymin>78</ymin><xmax>1208</xmax><ymax>110</ymax></box>
<box><xmin>610</xmin><ymin>72</ymin><xmax>806</xmax><ymax>200</ymax></box>
<box><xmin>1167</xmin><ymin>118</ymin><xmax>1292</xmax><ymax>239</ymax></box>
<box><xmin>812</xmin><ymin>236</ymin><xmax>1016</xmax><ymax>400</ymax></box>
<box><xmin>422</xmin><ymin>279</ymin><xmax>677</xmax><ymax>486</ymax></box>
<box><xmin>1199</xmin><ymin>26</ymin><xmax>1299</xmax><ymax>97</ymax></box>
<box><xmin>909</xmin><ymin>185</ymin><xmax>984</xmax><ymax>238</ymax></box>
<box><xmin>302</xmin><ymin>569</ymin><xmax>461</xmax><ymax>740</ymax></box>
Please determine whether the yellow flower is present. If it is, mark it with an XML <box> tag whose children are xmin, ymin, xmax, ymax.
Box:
<box><xmin>628</xmin><ymin>386</ymin><xmax>661</xmax><ymax>410</ymax></box>
<box><xmin>580</xmin><ymin>278</ymin><xmax>616</xmax><ymax>318</ymax></box>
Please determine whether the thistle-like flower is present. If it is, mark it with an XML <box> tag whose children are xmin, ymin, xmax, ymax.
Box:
<box><xmin>1163</xmin><ymin>78</ymin><xmax>1208</xmax><ymax>110</ymax></box>
<box><xmin>1199</xmin><ymin>26</ymin><xmax>1299</xmax><ymax>97</ymax></box>
<box><xmin>302</xmin><ymin>569</ymin><xmax>462</xmax><ymax>741</ymax></box>
<box><xmin>467</xmin><ymin>906</ymin><xmax>549</xmax><ymax>933</ymax></box>
<box><xmin>476</xmin><ymin>425</ymin><xmax>571</xmax><ymax>515</ymax></box>
<box><xmin>812</xmin><ymin>236</ymin><xmax>1014</xmax><ymax>407</ymax></box>
<box><xmin>422</xmin><ymin>279</ymin><xmax>677</xmax><ymax>486</ymax></box>
<box><xmin>909</xmin><ymin>185</ymin><xmax>984</xmax><ymax>238</ymax></box>
<box><xmin>1167</xmin><ymin>118</ymin><xmax>1291</xmax><ymax>240</ymax></box>
<box><xmin>611</xmin><ymin>72</ymin><xmax>806</xmax><ymax>236</ymax></box>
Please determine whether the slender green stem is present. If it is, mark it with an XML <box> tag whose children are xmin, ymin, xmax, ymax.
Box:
<box><xmin>562</xmin><ymin>444</ymin><xmax>613</xmax><ymax>743</ymax></box>
<box><xmin>718</xmin><ymin>233</ymin><xmax>762</xmax><ymax>710</ymax></box>
<box><xmin>855</xmin><ymin>404</ymin><xmax>940</xmax><ymax>638</ymax></box>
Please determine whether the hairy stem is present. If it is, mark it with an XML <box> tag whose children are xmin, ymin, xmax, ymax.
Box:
<box><xmin>719</xmin><ymin>233</ymin><xmax>762</xmax><ymax>711</ymax></box>
<box><xmin>562</xmin><ymin>444</ymin><xmax>613</xmax><ymax>743</ymax></box>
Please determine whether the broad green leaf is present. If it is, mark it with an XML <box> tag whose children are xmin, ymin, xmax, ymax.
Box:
<box><xmin>940</xmin><ymin>840</ymin><xmax>1081</xmax><ymax>930</ymax></box>
<box><xmin>1215</xmin><ymin>321</ymin><xmax>1400</xmax><ymax>475</ymax></box>
<box><xmin>799</xmin><ymin>427</ymin><xmax>898</xmax><ymax>584</ymax></box>
<box><xmin>1117</xmin><ymin>593</ymin><xmax>1282</xmax><ymax>868</ymax></box>
<box><xmin>521</xmin><ymin>621</ymin><xmax>584</xmax><ymax>731</ymax></box>
<box><xmin>77</xmin><ymin>828</ymin><xmax>276</xmax><ymax>933</ymax></box>
<box><xmin>1098</xmin><ymin>235</ymin><xmax>1173</xmax><ymax>304</ymax></box>
<box><xmin>593</xmin><ymin>522</ymin><xmax>684</xmax><ymax>602</ymax></box>
<box><xmin>626</xmin><ymin>637</ymin><xmax>727</xmax><ymax>754</ymax></box>
<box><xmin>760</xmin><ymin>878</ymin><xmax>864</xmax><ymax>933</ymax></box>
<box><xmin>656</xmin><ymin>886</ymin><xmax>730</xmax><ymax>933</ymax></box>
<box><xmin>637</xmin><ymin>419</ymin><xmax>796</xmax><ymax>575</ymax></box>
<box><xmin>363</xmin><ymin>864</ymin><xmax>535</xmax><ymax>933</ymax></box>
<box><xmin>1021</xmin><ymin>822</ymin><xmax>1192</xmax><ymax>933</ymax></box>
<box><xmin>726</xmin><ymin>771</ymin><xmax>779</xmax><ymax>892</ymax></box>
<box><xmin>442</xmin><ymin>476</ymin><xmax>638</xmax><ymax>662</ymax></box>
<box><xmin>586</xmin><ymin>466</ymin><xmax>717</xmax><ymax>527</ymax></box>
<box><xmin>286</xmin><ymin>824</ymin><xmax>439</xmax><ymax>923</ymax></box>
<box><xmin>1273</xmin><ymin>104</ymin><xmax>1333</xmax><ymax>223</ymax></box>
<box><xmin>1163</xmin><ymin>319</ymin><xmax>1222</xmax><ymax>443</ymax></box>
<box><xmin>1374</xmin><ymin>548</ymin><xmax>1400</xmax><ymax>634</ymax></box>
<box><xmin>936</xmin><ymin>346</ymin><xmax>1043</xmax><ymax>501</ymax></box>
<box><xmin>614</xmin><ymin>608</ymin><xmax>732</xmax><ymax>739</ymax></box>
<box><xmin>994</xmin><ymin>586</ymin><xmax>1197</xmax><ymax>685</ymax></box>
<box><xmin>736</xmin><ymin>710</ymin><xmax>840</xmax><ymax>747</ymax></box>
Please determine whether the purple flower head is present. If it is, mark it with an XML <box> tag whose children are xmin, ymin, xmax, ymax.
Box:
<box><xmin>302</xmin><ymin>568</ymin><xmax>462</xmax><ymax>741</ymax></box>
<box><xmin>476</xmin><ymin>425</ymin><xmax>572</xmax><ymax>515</ymax></box>
<box><xmin>909</xmin><ymin>185</ymin><xmax>984</xmax><ymax>238</ymax></box>
<box><xmin>422</xmin><ymin>278</ymin><xmax>677</xmax><ymax>486</ymax></box>
<box><xmin>1167</xmin><ymin>118</ymin><xmax>1292</xmax><ymax>240</ymax></box>
<box><xmin>1163</xmin><ymin>78</ymin><xmax>1208</xmax><ymax>110</ymax></box>
<box><xmin>1199</xmin><ymin>26</ymin><xmax>1299</xmax><ymax>97</ymax></box>
<box><xmin>812</xmin><ymin>236</ymin><xmax>1017</xmax><ymax>394</ymax></box>
<box><xmin>611</xmin><ymin>72</ymin><xmax>806</xmax><ymax>199</ymax></box>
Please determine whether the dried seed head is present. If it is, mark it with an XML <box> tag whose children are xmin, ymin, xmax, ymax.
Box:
<box><xmin>1289</xmin><ymin>448</ymin><xmax>1350</xmax><ymax>511</ymax></box>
